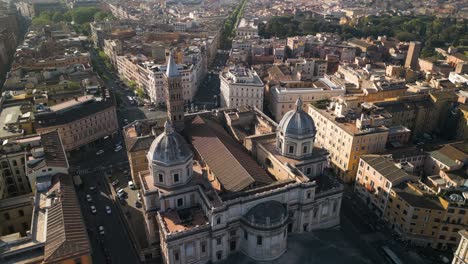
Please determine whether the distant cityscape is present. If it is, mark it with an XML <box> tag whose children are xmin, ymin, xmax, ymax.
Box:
<box><xmin>0</xmin><ymin>0</ymin><xmax>467</xmax><ymax>264</ymax></box>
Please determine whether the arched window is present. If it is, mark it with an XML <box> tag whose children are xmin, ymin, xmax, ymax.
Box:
<box><xmin>158</xmin><ymin>173</ymin><xmax>164</xmax><ymax>182</ymax></box>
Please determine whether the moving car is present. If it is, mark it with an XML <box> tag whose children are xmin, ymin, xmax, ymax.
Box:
<box><xmin>105</xmin><ymin>206</ymin><xmax>112</xmax><ymax>215</ymax></box>
<box><xmin>99</xmin><ymin>226</ymin><xmax>105</xmax><ymax>235</ymax></box>
<box><xmin>86</xmin><ymin>194</ymin><xmax>92</xmax><ymax>202</ymax></box>
<box><xmin>96</xmin><ymin>149</ymin><xmax>104</xmax><ymax>155</ymax></box>
<box><xmin>90</xmin><ymin>205</ymin><xmax>97</xmax><ymax>214</ymax></box>
<box><xmin>89</xmin><ymin>186</ymin><xmax>98</xmax><ymax>193</ymax></box>
<box><xmin>114</xmin><ymin>145</ymin><xmax>123</xmax><ymax>152</ymax></box>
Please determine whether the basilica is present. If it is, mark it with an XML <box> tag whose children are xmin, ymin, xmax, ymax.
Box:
<box><xmin>138</xmin><ymin>53</ymin><xmax>343</xmax><ymax>263</ymax></box>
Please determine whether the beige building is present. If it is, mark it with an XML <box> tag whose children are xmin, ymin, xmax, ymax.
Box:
<box><xmin>269</xmin><ymin>76</ymin><xmax>346</xmax><ymax>122</ymax></box>
<box><xmin>385</xmin><ymin>181</ymin><xmax>466</xmax><ymax>250</ymax></box>
<box><xmin>373</xmin><ymin>91</ymin><xmax>458</xmax><ymax>137</ymax></box>
<box><xmin>0</xmin><ymin>174</ymin><xmax>92</xmax><ymax>264</ymax></box>
<box><xmin>35</xmin><ymin>93</ymin><xmax>118</xmax><ymax>153</ymax></box>
<box><xmin>307</xmin><ymin>99</ymin><xmax>389</xmax><ymax>182</ymax></box>
<box><xmin>355</xmin><ymin>155</ymin><xmax>417</xmax><ymax>217</ymax></box>
<box><xmin>0</xmin><ymin>137</ymin><xmax>36</xmax><ymax>198</ymax></box>
<box><xmin>219</xmin><ymin>66</ymin><xmax>264</xmax><ymax>111</ymax></box>
<box><xmin>124</xmin><ymin>119</ymin><xmax>164</xmax><ymax>187</ymax></box>
<box><xmin>0</xmin><ymin>194</ymin><xmax>33</xmax><ymax>237</ymax></box>
<box><xmin>103</xmin><ymin>39</ymin><xmax>123</xmax><ymax>66</ymax></box>
<box><xmin>116</xmin><ymin>54</ymin><xmax>202</xmax><ymax>105</ymax></box>
<box><xmin>453</xmin><ymin>230</ymin><xmax>468</xmax><ymax>264</ymax></box>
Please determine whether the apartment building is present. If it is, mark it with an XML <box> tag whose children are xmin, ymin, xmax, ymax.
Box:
<box><xmin>269</xmin><ymin>76</ymin><xmax>346</xmax><ymax>122</ymax></box>
<box><xmin>35</xmin><ymin>92</ymin><xmax>118</xmax><ymax>153</ymax></box>
<box><xmin>355</xmin><ymin>155</ymin><xmax>417</xmax><ymax>217</ymax></box>
<box><xmin>0</xmin><ymin>137</ymin><xmax>39</xmax><ymax>198</ymax></box>
<box><xmin>124</xmin><ymin>119</ymin><xmax>165</xmax><ymax>187</ymax></box>
<box><xmin>219</xmin><ymin>66</ymin><xmax>264</xmax><ymax>110</ymax></box>
<box><xmin>0</xmin><ymin>174</ymin><xmax>92</xmax><ymax>264</ymax></box>
<box><xmin>355</xmin><ymin>150</ymin><xmax>468</xmax><ymax>250</ymax></box>
<box><xmin>385</xmin><ymin>181</ymin><xmax>466</xmax><ymax>250</ymax></box>
<box><xmin>286</xmin><ymin>58</ymin><xmax>328</xmax><ymax>80</ymax></box>
<box><xmin>308</xmin><ymin>98</ymin><xmax>389</xmax><ymax>182</ymax></box>
<box><xmin>116</xmin><ymin>55</ymin><xmax>202</xmax><ymax>104</ymax></box>
<box><xmin>453</xmin><ymin>230</ymin><xmax>468</xmax><ymax>264</ymax></box>
<box><xmin>373</xmin><ymin>91</ymin><xmax>458</xmax><ymax>137</ymax></box>
<box><xmin>0</xmin><ymin>194</ymin><xmax>32</xmax><ymax>236</ymax></box>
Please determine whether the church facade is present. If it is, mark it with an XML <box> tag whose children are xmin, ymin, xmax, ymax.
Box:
<box><xmin>138</xmin><ymin>54</ymin><xmax>343</xmax><ymax>264</ymax></box>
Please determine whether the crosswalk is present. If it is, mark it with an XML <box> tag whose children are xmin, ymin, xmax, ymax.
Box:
<box><xmin>72</xmin><ymin>161</ymin><xmax>129</xmax><ymax>176</ymax></box>
<box><xmin>73</xmin><ymin>167</ymin><xmax>105</xmax><ymax>175</ymax></box>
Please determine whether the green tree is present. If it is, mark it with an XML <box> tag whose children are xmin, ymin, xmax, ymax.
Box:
<box><xmin>52</xmin><ymin>12</ymin><xmax>64</xmax><ymax>22</ymax></box>
<box><xmin>72</xmin><ymin>7</ymin><xmax>100</xmax><ymax>24</ymax></box>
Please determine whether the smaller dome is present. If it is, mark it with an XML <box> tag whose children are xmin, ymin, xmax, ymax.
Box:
<box><xmin>147</xmin><ymin>122</ymin><xmax>192</xmax><ymax>166</ymax></box>
<box><xmin>244</xmin><ymin>201</ymin><xmax>287</xmax><ymax>226</ymax></box>
<box><xmin>278</xmin><ymin>98</ymin><xmax>316</xmax><ymax>139</ymax></box>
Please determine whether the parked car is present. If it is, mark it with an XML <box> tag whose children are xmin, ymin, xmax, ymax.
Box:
<box><xmin>148</xmin><ymin>108</ymin><xmax>156</xmax><ymax>112</ymax></box>
<box><xmin>135</xmin><ymin>201</ymin><xmax>142</xmax><ymax>208</ymax></box>
<box><xmin>99</xmin><ymin>226</ymin><xmax>105</xmax><ymax>235</ymax></box>
<box><xmin>105</xmin><ymin>206</ymin><xmax>112</xmax><ymax>215</ymax></box>
<box><xmin>86</xmin><ymin>194</ymin><xmax>92</xmax><ymax>202</ymax></box>
<box><xmin>128</xmin><ymin>181</ymin><xmax>135</xmax><ymax>189</ymax></box>
<box><xmin>111</xmin><ymin>179</ymin><xmax>119</xmax><ymax>187</ymax></box>
<box><xmin>137</xmin><ymin>193</ymin><xmax>142</xmax><ymax>201</ymax></box>
<box><xmin>114</xmin><ymin>145</ymin><xmax>123</xmax><ymax>152</ymax></box>
<box><xmin>96</xmin><ymin>149</ymin><xmax>104</xmax><ymax>155</ymax></box>
<box><xmin>90</xmin><ymin>205</ymin><xmax>97</xmax><ymax>214</ymax></box>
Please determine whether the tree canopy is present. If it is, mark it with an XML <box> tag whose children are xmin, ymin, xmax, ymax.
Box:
<box><xmin>259</xmin><ymin>14</ymin><xmax>468</xmax><ymax>57</ymax></box>
<box><xmin>32</xmin><ymin>8</ymin><xmax>114</xmax><ymax>27</ymax></box>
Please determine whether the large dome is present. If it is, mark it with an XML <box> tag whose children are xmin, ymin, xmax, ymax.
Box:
<box><xmin>147</xmin><ymin>121</ymin><xmax>192</xmax><ymax>166</ymax></box>
<box><xmin>278</xmin><ymin>98</ymin><xmax>316</xmax><ymax>139</ymax></box>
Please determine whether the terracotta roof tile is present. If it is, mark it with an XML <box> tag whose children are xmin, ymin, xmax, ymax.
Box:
<box><xmin>189</xmin><ymin>116</ymin><xmax>273</xmax><ymax>192</ymax></box>
<box><xmin>43</xmin><ymin>174</ymin><xmax>91</xmax><ymax>263</ymax></box>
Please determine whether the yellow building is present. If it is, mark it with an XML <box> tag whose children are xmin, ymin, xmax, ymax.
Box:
<box><xmin>124</xmin><ymin>118</ymin><xmax>164</xmax><ymax>187</ymax></box>
<box><xmin>0</xmin><ymin>194</ymin><xmax>33</xmax><ymax>236</ymax></box>
<box><xmin>456</xmin><ymin>104</ymin><xmax>468</xmax><ymax>140</ymax></box>
<box><xmin>308</xmin><ymin>100</ymin><xmax>389</xmax><ymax>182</ymax></box>
<box><xmin>385</xmin><ymin>182</ymin><xmax>467</xmax><ymax>250</ymax></box>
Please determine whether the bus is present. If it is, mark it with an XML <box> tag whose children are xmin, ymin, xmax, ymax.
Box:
<box><xmin>381</xmin><ymin>246</ymin><xmax>403</xmax><ymax>264</ymax></box>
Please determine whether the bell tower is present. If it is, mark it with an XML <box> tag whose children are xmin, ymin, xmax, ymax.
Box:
<box><xmin>164</xmin><ymin>51</ymin><xmax>185</xmax><ymax>131</ymax></box>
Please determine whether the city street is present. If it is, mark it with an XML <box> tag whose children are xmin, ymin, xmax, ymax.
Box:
<box><xmin>69</xmin><ymin>49</ymin><xmax>167</xmax><ymax>264</ymax></box>
<box><xmin>74</xmin><ymin>157</ymin><xmax>140</xmax><ymax>264</ymax></box>
<box><xmin>340</xmin><ymin>185</ymin><xmax>429</xmax><ymax>264</ymax></box>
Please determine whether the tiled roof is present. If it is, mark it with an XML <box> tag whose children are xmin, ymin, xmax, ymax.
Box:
<box><xmin>188</xmin><ymin>116</ymin><xmax>273</xmax><ymax>192</ymax></box>
<box><xmin>126</xmin><ymin>135</ymin><xmax>154</xmax><ymax>152</ymax></box>
<box><xmin>361</xmin><ymin>155</ymin><xmax>411</xmax><ymax>183</ymax></box>
<box><xmin>29</xmin><ymin>131</ymin><xmax>68</xmax><ymax>173</ymax></box>
<box><xmin>35</xmin><ymin>95</ymin><xmax>115</xmax><ymax>128</ymax></box>
<box><xmin>437</xmin><ymin>145</ymin><xmax>468</xmax><ymax>162</ymax></box>
<box><xmin>43</xmin><ymin>174</ymin><xmax>91</xmax><ymax>263</ymax></box>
